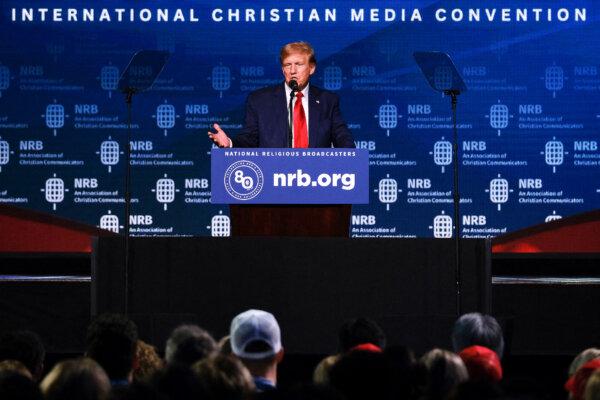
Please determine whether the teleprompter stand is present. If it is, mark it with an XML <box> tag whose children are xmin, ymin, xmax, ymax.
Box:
<box><xmin>414</xmin><ymin>51</ymin><xmax>467</xmax><ymax>315</ymax></box>
<box><xmin>117</xmin><ymin>50</ymin><xmax>169</xmax><ymax>314</ymax></box>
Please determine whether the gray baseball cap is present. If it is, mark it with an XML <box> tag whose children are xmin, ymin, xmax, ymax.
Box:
<box><xmin>230</xmin><ymin>309</ymin><xmax>282</xmax><ymax>359</ymax></box>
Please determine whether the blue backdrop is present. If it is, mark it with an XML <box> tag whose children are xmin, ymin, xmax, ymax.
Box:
<box><xmin>0</xmin><ymin>0</ymin><xmax>598</xmax><ymax>237</ymax></box>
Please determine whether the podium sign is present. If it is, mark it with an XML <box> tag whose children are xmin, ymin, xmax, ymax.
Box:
<box><xmin>211</xmin><ymin>148</ymin><xmax>369</xmax><ymax>204</ymax></box>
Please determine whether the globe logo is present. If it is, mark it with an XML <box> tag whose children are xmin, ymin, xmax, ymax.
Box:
<box><xmin>224</xmin><ymin>160</ymin><xmax>264</xmax><ymax>201</ymax></box>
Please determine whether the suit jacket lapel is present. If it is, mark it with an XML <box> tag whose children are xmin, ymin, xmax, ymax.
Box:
<box><xmin>273</xmin><ymin>83</ymin><xmax>288</xmax><ymax>147</ymax></box>
<box><xmin>308</xmin><ymin>86</ymin><xmax>320</xmax><ymax>148</ymax></box>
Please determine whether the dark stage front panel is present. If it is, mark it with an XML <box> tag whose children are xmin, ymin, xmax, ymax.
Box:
<box><xmin>93</xmin><ymin>237</ymin><xmax>491</xmax><ymax>354</ymax></box>
<box><xmin>492</xmin><ymin>253</ymin><xmax>600</xmax><ymax>355</ymax></box>
<box><xmin>0</xmin><ymin>280</ymin><xmax>90</xmax><ymax>353</ymax></box>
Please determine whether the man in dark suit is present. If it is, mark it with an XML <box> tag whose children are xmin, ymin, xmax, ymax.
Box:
<box><xmin>208</xmin><ymin>41</ymin><xmax>355</xmax><ymax>149</ymax></box>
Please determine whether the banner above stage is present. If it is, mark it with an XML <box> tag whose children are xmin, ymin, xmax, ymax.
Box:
<box><xmin>211</xmin><ymin>148</ymin><xmax>369</xmax><ymax>204</ymax></box>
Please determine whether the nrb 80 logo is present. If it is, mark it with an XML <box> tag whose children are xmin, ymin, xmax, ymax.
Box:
<box><xmin>223</xmin><ymin>160</ymin><xmax>357</xmax><ymax>201</ymax></box>
<box><xmin>224</xmin><ymin>160</ymin><xmax>265</xmax><ymax>201</ymax></box>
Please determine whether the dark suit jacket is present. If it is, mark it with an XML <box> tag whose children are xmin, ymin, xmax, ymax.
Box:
<box><xmin>232</xmin><ymin>83</ymin><xmax>355</xmax><ymax>148</ymax></box>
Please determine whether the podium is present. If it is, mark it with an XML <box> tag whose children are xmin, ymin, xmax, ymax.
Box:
<box><xmin>211</xmin><ymin>148</ymin><xmax>369</xmax><ymax>237</ymax></box>
<box><xmin>230</xmin><ymin>204</ymin><xmax>351</xmax><ymax>236</ymax></box>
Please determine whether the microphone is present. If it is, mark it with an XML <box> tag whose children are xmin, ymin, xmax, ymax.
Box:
<box><xmin>287</xmin><ymin>79</ymin><xmax>299</xmax><ymax>147</ymax></box>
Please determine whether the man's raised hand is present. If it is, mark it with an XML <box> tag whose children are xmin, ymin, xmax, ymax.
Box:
<box><xmin>207</xmin><ymin>123</ymin><xmax>231</xmax><ymax>148</ymax></box>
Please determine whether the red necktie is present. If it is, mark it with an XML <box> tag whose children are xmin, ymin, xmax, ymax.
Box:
<box><xmin>293</xmin><ymin>91</ymin><xmax>308</xmax><ymax>148</ymax></box>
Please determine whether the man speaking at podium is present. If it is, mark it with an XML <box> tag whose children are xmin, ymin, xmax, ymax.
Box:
<box><xmin>208</xmin><ymin>41</ymin><xmax>355</xmax><ymax>149</ymax></box>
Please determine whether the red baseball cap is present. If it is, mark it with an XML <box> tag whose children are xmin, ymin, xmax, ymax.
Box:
<box><xmin>349</xmin><ymin>343</ymin><xmax>383</xmax><ymax>353</ymax></box>
<box><xmin>565</xmin><ymin>358</ymin><xmax>600</xmax><ymax>400</ymax></box>
<box><xmin>459</xmin><ymin>345</ymin><xmax>503</xmax><ymax>382</ymax></box>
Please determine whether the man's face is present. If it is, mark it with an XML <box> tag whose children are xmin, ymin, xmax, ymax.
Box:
<box><xmin>281</xmin><ymin>52</ymin><xmax>315</xmax><ymax>90</ymax></box>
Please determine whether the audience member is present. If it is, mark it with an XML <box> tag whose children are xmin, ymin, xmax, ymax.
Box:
<box><xmin>230</xmin><ymin>309</ymin><xmax>284</xmax><ymax>392</ymax></box>
<box><xmin>449</xmin><ymin>380</ymin><xmax>503</xmax><ymax>400</ymax></box>
<box><xmin>452</xmin><ymin>313</ymin><xmax>505</xmax><ymax>358</ymax></box>
<box><xmin>566</xmin><ymin>359</ymin><xmax>600</xmax><ymax>400</ymax></box>
<box><xmin>338</xmin><ymin>317</ymin><xmax>387</xmax><ymax>352</ymax></box>
<box><xmin>314</xmin><ymin>317</ymin><xmax>386</xmax><ymax>385</ymax></box>
<box><xmin>458</xmin><ymin>345</ymin><xmax>502</xmax><ymax>383</ymax></box>
<box><xmin>282</xmin><ymin>383</ymin><xmax>345</xmax><ymax>400</ymax></box>
<box><xmin>39</xmin><ymin>357</ymin><xmax>110</xmax><ymax>400</ymax></box>
<box><xmin>218</xmin><ymin>335</ymin><xmax>233</xmax><ymax>356</ymax></box>
<box><xmin>0</xmin><ymin>359</ymin><xmax>33</xmax><ymax>379</ymax></box>
<box><xmin>420</xmin><ymin>348</ymin><xmax>469</xmax><ymax>400</ymax></box>
<box><xmin>0</xmin><ymin>370</ymin><xmax>43</xmax><ymax>400</ymax></box>
<box><xmin>133</xmin><ymin>340</ymin><xmax>163</xmax><ymax>384</ymax></box>
<box><xmin>585</xmin><ymin>369</ymin><xmax>600</xmax><ymax>400</ymax></box>
<box><xmin>0</xmin><ymin>330</ymin><xmax>45</xmax><ymax>380</ymax></box>
<box><xmin>570</xmin><ymin>348</ymin><xmax>600</xmax><ymax>377</ymax></box>
<box><xmin>165</xmin><ymin>324</ymin><xmax>218</xmax><ymax>367</ymax></box>
<box><xmin>110</xmin><ymin>381</ymin><xmax>167</xmax><ymax>400</ymax></box>
<box><xmin>192</xmin><ymin>354</ymin><xmax>255</xmax><ymax>400</ymax></box>
<box><xmin>152</xmin><ymin>363</ymin><xmax>205</xmax><ymax>400</ymax></box>
<box><xmin>313</xmin><ymin>355</ymin><xmax>339</xmax><ymax>385</ymax></box>
<box><xmin>329</xmin><ymin>347</ymin><xmax>396</xmax><ymax>400</ymax></box>
<box><xmin>384</xmin><ymin>345</ymin><xmax>418</xmax><ymax>400</ymax></box>
<box><xmin>85</xmin><ymin>313</ymin><xmax>138</xmax><ymax>387</ymax></box>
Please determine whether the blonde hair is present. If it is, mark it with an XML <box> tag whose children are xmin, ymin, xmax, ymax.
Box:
<box><xmin>585</xmin><ymin>370</ymin><xmax>600</xmax><ymax>400</ymax></box>
<box><xmin>279</xmin><ymin>42</ymin><xmax>316</xmax><ymax>65</ymax></box>
<box><xmin>192</xmin><ymin>355</ymin><xmax>255</xmax><ymax>400</ymax></box>
<box><xmin>313</xmin><ymin>354</ymin><xmax>340</xmax><ymax>385</ymax></box>
<box><xmin>133</xmin><ymin>340</ymin><xmax>164</xmax><ymax>383</ymax></box>
<box><xmin>420</xmin><ymin>348</ymin><xmax>469</xmax><ymax>400</ymax></box>
<box><xmin>0</xmin><ymin>359</ymin><xmax>32</xmax><ymax>379</ymax></box>
<box><xmin>40</xmin><ymin>357</ymin><xmax>110</xmax><ymax>400</ymax></box>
